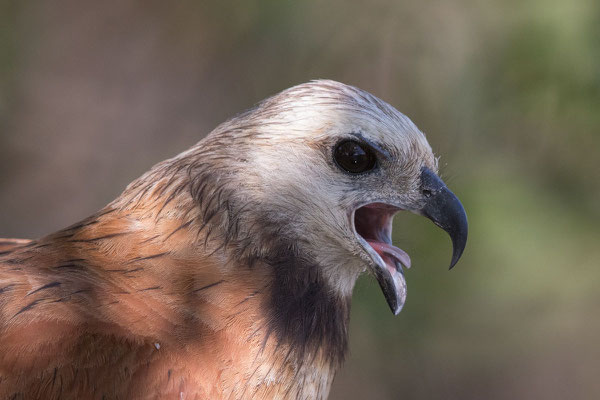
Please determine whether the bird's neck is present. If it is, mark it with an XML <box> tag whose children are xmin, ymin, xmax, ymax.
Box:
<box><xmin>225</xmin><ymin>248</ymin><xmax>352</xmax><ymax>399</ymax></box>
<box><xmin>45</xmin><ymin>203</ymin><xmax>351</xmax><ymax>398</ymax></box>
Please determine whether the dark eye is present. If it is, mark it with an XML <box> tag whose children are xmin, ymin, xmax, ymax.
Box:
<box><xmin>333</xmin><ymin>140</ymin><xmax>377</xmax><ymax>174</ymax></box>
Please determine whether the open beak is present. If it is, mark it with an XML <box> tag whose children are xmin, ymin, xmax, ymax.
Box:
<box><xmin>353</xmin><ymin>167</ymin><xmax>468</xmax><ymax>315</ymax></box>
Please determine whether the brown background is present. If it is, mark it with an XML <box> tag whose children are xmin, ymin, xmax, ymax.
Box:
<box><xmin>1</xmin><ymin>1</ymin><xmax>599</xmax><ymax>398</ymax></box>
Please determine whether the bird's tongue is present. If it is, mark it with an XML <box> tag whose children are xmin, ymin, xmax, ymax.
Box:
<box><xmin>367</xmin><ymin>240</ymin><xmax>411</xmax><ymax>271</ymax></box>
<box><xmin>368</xmin><ymin>239</ymin><xmax>409</xmax><ymax>313</ymax></box>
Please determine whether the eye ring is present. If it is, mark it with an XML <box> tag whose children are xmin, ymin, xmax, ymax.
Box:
<box><xmin>333</xmin><ymin>140</ymin><xmax>377</xmax><ymax>174</ymax></box>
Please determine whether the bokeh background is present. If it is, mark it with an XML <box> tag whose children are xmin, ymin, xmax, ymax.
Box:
<box><xmin>1</xmin><ymin>1</ymin><xmax>599</xmax><ymax>398</ymax></box>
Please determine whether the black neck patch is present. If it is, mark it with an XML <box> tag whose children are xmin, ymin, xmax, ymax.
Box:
<box><xmin>260</xmin><ymin>243</ymin><xmax>351</xmax><ymax>368</ymax></box>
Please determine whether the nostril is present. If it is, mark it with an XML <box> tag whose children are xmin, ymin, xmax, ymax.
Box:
<box><xmin>422</xmin><ymin>189</ymin><xmax>432</xmax><ymax>198</ymax></box>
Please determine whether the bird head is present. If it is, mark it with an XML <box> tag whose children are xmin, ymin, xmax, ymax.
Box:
<box><xmin>198</xmin><ymin>80</ymin><xmax>468</xmax><ymax>315</ymax></box>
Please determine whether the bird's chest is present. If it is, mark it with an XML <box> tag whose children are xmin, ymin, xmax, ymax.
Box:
<box><xmin>158</xmin><ymin>328</ymin><xmax>338</xmax><ymax>399</ymax></box>
<box><xmin>247</xmin><ymin>356</ymin><xmax>336</xmax><ymax>400</ymax></box>
<box><xmin>216</xmin><ymin>352</ymin><xmax>337</xmax><ymax>400</ymax></box>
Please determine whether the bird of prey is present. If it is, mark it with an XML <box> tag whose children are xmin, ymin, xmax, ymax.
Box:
<box><xmin>0</xmin><ymin>80</ymin><xmax>467</xmax><ymax>399</ymax></box>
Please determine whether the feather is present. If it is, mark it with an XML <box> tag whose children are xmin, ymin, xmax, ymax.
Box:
<box><xmin>0</xmin><ymin>80</ymin><xmax>464</xmax><ymax>399</ymax></box>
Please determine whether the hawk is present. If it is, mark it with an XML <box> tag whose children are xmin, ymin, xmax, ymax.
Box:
<box><xmin>0</xmin><ymin>80</ymin><xmax>467</xmax><ymax>399</ymax></box>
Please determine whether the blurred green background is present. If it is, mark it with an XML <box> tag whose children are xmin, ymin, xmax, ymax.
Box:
<box><xmin>1</xmin><ymin>1</ymin><xmax>599</xmax><ymax>398</ymax></box>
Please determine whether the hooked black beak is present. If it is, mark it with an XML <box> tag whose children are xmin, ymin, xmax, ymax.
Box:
<box><xmin>419</xmin><ymin>168</ymin><xmax>468</xmax><ymax>269</ymax></box>
<box><xmin>354</xmin><ymin>168</ymin><xmax>468</xmax><ymax>316</ymax></box>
